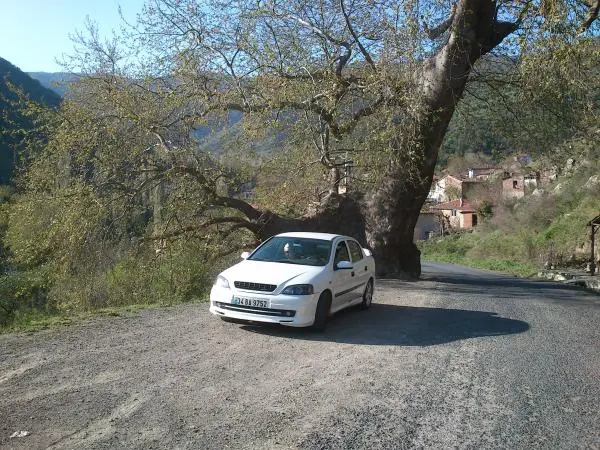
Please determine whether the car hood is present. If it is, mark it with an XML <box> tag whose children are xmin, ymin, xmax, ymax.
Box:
<box><xmin>221</xmin><ymin>260</ymin><xmax>322</xmax><ymax>288</ymax></box>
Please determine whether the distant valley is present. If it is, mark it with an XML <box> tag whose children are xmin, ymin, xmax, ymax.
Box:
<box><xmin>28</xmin><ymin>72</ymin><xmax>78</xmax><ymax>97</ymax></box>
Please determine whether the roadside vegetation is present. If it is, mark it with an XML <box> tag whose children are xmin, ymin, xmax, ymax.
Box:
<box><xmin>420</xmin><ymin>157</ymin><xmax>600</xmax><ymax>277</ymax></box>
<box><xmin>420</xmin><ymin>233</ymin><xmax>539</xmax><ymax>277</ymax></box>
<box><xmin>422</xmin><ymin>133</ymin><xmax>600</xmax><ymax>278</ymax></box>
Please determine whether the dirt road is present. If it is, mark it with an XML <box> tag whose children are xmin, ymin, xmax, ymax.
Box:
<box><xmin>1</xmin><ymin>263</ymin><xmax>599</xmax><ymax>449</ymax></box>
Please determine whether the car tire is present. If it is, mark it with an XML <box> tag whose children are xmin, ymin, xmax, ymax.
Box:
<box><xmin>360</xmin><ymin>279</ymin><xmax>374</xmax><ymax>310</ymax></box>
<box><xmin>312</xmin><ymin>291</ymin><xmax>331</xmax><ymax>332</ymax></box>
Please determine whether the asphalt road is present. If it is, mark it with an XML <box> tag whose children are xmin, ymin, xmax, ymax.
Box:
<box><xmin>1</xmin><ymin>262</ymin><xmax>599</xmax><ymax>449</ymax></box>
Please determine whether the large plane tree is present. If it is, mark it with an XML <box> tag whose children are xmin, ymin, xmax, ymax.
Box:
<box><xmin>61</xmin><ymin>0</ymin><xmax>598</xmax><ymax>277</ymax></box>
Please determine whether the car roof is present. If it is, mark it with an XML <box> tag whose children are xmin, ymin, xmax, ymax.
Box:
<box><xmin>275</xmin><ymin>232</ymin><xmax>349</xmax><ymax>241</ymax></box>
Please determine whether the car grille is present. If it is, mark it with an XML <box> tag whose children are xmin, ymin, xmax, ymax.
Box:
<box><xmin>233</xmin><ymin>281</ymin><xmax>277</xmax><ymax>292</ymax></box>
<box><xmin>215</xmin><ymin>302</ymin><xmax>296</xmax><ymax>317</ymax></box>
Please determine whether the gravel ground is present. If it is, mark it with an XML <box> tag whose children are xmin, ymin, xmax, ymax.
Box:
<box><xmin>1</xmin><ymin>262</ymin><xmax>599</xmax><ymax>449</ymax></box>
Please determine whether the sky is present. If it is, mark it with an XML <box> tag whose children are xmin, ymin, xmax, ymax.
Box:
<box><xmin>0</xmin><ymin>0</ymin><xmax>147</xmax><ymax>72</ymax></box>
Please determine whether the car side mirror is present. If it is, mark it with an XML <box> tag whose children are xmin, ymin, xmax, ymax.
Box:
<box><xmin>336</xmin><ymin>261</ymin><xmax>353</xmax><ymax>270</ymax></box>
<box><xmin>363</xmin><ymin>248</ymin><xmax>372</xmax><ymax>257</ymax></box>
<box><xmin>240</xmin><ymin>251</ymin><xmax>250</xmax><ymax>259</ymax></box>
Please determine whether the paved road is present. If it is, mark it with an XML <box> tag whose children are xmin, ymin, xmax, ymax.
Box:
<box><xmin>1</xmin><ymin>262</ymin><xmax>599</xmax><ymax>449</ymax></box>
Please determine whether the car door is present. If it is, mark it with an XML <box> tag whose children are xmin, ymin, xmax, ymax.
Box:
<box><xmin>347</xmin><ymin>239</ymin><xmax>369</xmax><ymax>301</ymax></box>
<box><xmin>330</xmin><ymin>240</ymin><xmax>354</xmax><ymax>311</ymax></box>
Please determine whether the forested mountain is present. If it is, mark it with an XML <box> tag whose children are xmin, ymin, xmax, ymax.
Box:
<box><xmin>0</xmin><ymin>58</ymin><xmax>61</xmax><ymax>105</ymax></box>
<box><xmin>0</xmin><ymin>57</ymin><xmax>61</xmax><ymax>184</ymax></box>
<box><xmin>438</xmin><ymin>51</ymin><xmax>590</xmax><ymax>168</ymax></box>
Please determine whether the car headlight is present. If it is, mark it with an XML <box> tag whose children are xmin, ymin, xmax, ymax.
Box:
<box><xmin>281</xmin><ymin>284</ymin><xmax>314</xmax><ymax>295</ymax></box>
<box><xmin>214</xmin><ymin>275</ymin><xmax>230</xmax><ymax>289</ymax></box>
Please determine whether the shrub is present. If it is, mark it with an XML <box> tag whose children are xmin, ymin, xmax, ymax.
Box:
<box><xmin>0</xmin><ymin>269</ymin><xmax>49</xmax><ymax>326</ymax></box>
<box><xmin>106</xmin><ymin>242</ymin><xmax>215</xmax><ymax>307</ymax></box>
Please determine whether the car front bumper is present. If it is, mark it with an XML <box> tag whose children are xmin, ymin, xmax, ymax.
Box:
<box><xmin>209</xmin><ymin>285</ymin><xmax>320</xmax><ymax>327</ymax></box>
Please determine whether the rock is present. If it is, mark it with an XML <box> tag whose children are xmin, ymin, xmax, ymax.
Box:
<box><xmin>565</xmin><ymin>158</ymin><xmax>576</xmax><ymax>172</ymax></box>
<box><xmin>587</xmin><ymin>278</ymin><xmax>600</xmax><ymax>290</ymax></box>
<box><xmin>584</xmin><ymin>175</ymin><xmax>599</xmax><ymax>189</ymax></box>
<box><xmin>10</xmin><ymin>431</ymin><xmax>30</xmax><ymax>439</ymax></box>
<box><xmin>531</xmin><ymin>188</ymin><xmax>545</xmax><ymax>197</ymax></box>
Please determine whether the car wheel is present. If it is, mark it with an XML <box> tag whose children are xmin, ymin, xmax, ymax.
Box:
<box><xmin>360</xmin><ymin>279</ymin><xmax>374</xmax><ymax>310</ymax></box>
<box><xmin>312</xmin><ymin>291</ymin><xmax>331</xmax><ymax>332</ymax></box>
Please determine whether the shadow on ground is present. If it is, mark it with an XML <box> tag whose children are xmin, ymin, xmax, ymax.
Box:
<box><xmin>381</xmin><ymin>262</ymin><xmax>599</xmax><ymax>303</ymax></box>
<box><xmin>240</xmin><ymin>304</ymin><xmax>529</xmax><ymax>346</ymax></box>
<box><xmin>419</xmin><ymin>273</ymin><xmax>598</xmax><ymax>303</ymax></box>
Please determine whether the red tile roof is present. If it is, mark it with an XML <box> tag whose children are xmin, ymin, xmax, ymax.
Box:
<box><xmin>430</xmin><ymin>199</ymin><xmax>476</xmax><ymax>212</ymax></box>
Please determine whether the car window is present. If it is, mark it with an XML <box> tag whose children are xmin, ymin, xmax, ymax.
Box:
<box><xmin>347</xmin><ymin>240</ymin><xmax>363</xmax><ymax>262</ymax></box>
<box><xmin>334</xmin><ymin>241</ymin><xmax>350</xmax><ymax>265</ymax></box>
<box><xmin>248</xmin><ymin>237</ymin><xmax>332</xmax><ymax>266</ymax></box>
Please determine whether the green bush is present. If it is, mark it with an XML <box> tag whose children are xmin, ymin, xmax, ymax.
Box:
<box><xmin>106</xmin><ymin>243</ymin><xmax>214</xmax><ymax>307</ymax></box>
<box><xmin>49</xmin><ymin>270</ymin><xmax>109</xmax><ymax>312</ymax></box>
<box><xmin>419</xmin><ymin>230</ymin><xmax>538</xmax><ymax>277</ymax></box>
<box><xmin>0</xmin><ymin>269</ymin><xmax>49</xmax><ymax>326</ymax></box>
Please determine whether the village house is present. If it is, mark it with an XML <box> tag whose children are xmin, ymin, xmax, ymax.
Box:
<box><xmin>430</xmin><ymin>198</ymin><xmax>479</xmax><ymax>229</ymax></box>
<box><xmin>465</xmin><ymin>166</ymin><xmax>503</xmax><ymax>180</ymax></box>
<box><xmin>499</xmin><ymin>153</ymin><xmax>550</xmax><ymax>199</ymax></box>
<box><xmin>428</xmin><ymin>174</ymin><xmax>471</xmax><ymax>202</ymax></box>
<box><xmin>423</xmin><ymin>168</ymin><xmax>500</xmax><ymax>235</ymax></box>
<box><xmin>420</xmin><ymin>154</ymin><xmax>555</xmax><ymax>235</ymax></box>
<box><xmin>502</xmin><ymin>174</ymin><xmax>525</xmax><ymax>198</ymax></box>
<box><xmin>428</xmin><ymin>169</ymin><xmax>501</xmax><ymax>204</ymax></box>
<box><xmin>500</xmin><ymin>154</ymin><xmax>547</xmax><ymax>199</ymax></box>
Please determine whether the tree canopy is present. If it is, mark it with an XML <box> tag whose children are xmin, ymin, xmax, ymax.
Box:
<box><xmin>9</xmin><ymin>0</ymin><xmax>600</xmax><ymax>282</ymax></box>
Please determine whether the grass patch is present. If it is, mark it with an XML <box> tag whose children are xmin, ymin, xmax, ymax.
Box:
<box><xmin>419</xmin><ymin>231</ymin><xmax>538</xmax><ymax>278</ymax></box>
<box><xmin>0</xmin><ymin>296</ymin><xmax>208</xmax><ymax>334</ymax></box>
<box><xmin>421</xmin><ymin>253</ymin><xmax>537</xmax><ymax>277</ymax></box>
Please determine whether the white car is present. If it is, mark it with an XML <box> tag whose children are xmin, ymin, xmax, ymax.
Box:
<box><xmin>209</xmin><ymin>232</ymin><xmax>375</xmax><ymax>330</ymax></box>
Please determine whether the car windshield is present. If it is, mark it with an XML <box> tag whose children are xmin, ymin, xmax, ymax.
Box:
<box><xmin>248</xmin><ymin>237</ymin><xmax>332</xmax><ymax>266</ymax></box>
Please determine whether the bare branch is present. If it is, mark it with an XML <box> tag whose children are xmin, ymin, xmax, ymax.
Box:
<box><xmin>213</xmin><ymin>196</ymin><xmax>263</xmax><ymax>221</ymax></box>
<box><xmin>340</xmin><ymin>0</ymin><xmax>376</xmax><ymax>71</ymax></box>
<box><xmin>273</xmin><ymin>10</ymin><xmax>352</xmax><ymax>77</ymax></box>
<box><xmin>423</xmin><ymin>3</ymin><xmax>456</xmax><ymax>40</ymax></box>
<box><xmin>579</xmin><ymin>0</ymin><xmax>600</xmax><ymax>31</ymax></box>
<box><xmin>147</xmin><ymin>216</ymin><xmax>258</xmax><ymax>241</ymax></box>
<box><xmin>284</xmin><ymin>12</ymin><xmax>348</xmax><ymax>47</ymax></box>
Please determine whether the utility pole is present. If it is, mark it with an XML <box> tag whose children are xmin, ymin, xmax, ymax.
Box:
<box><xmin>591</xmin><ymin>226</ymin><xmax>595</xmax><ymax>276</ymax></box>
<box><xmin>587</xmin><ymin>215</ymin><xmax>600</xmax><ymax>276</ymax></box>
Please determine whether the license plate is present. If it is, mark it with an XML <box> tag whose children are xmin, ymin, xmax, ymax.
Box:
<box><xmin>232</xmin><ymin>296</ymin><xmax>269</xmax><ymax>308</ymax></box>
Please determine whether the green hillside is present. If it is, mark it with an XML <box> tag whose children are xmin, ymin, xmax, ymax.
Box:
<box><xmin>0</xmin><ymin>57</ymin><xmax>61</xmax><ymax>184</ymax></box>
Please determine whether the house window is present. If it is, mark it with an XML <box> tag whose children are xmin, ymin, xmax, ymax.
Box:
<box><xmin>451</xmin><ymin>209</ymin><xmax>457</xmax><ymax>217</ymax></box>
<box><xmin>513</xmin><ymin>180</ymin><xmax>518</xmax><ymax>189</ymax></box>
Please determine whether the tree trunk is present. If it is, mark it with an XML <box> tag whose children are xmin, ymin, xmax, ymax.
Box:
<box><xmin>250</xmin><ymin>193</ymin><xmax>367</xmax><ymax>245</ymax></box>
<box><xmin>363</xmin><ymin>168</ymin><xmax>430</xmax><ymax>278</ymax></box>
<box><xmin>360</xmin><ymin>0</ymin><xmax>519</xmax><ymax>276</ymax></box>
